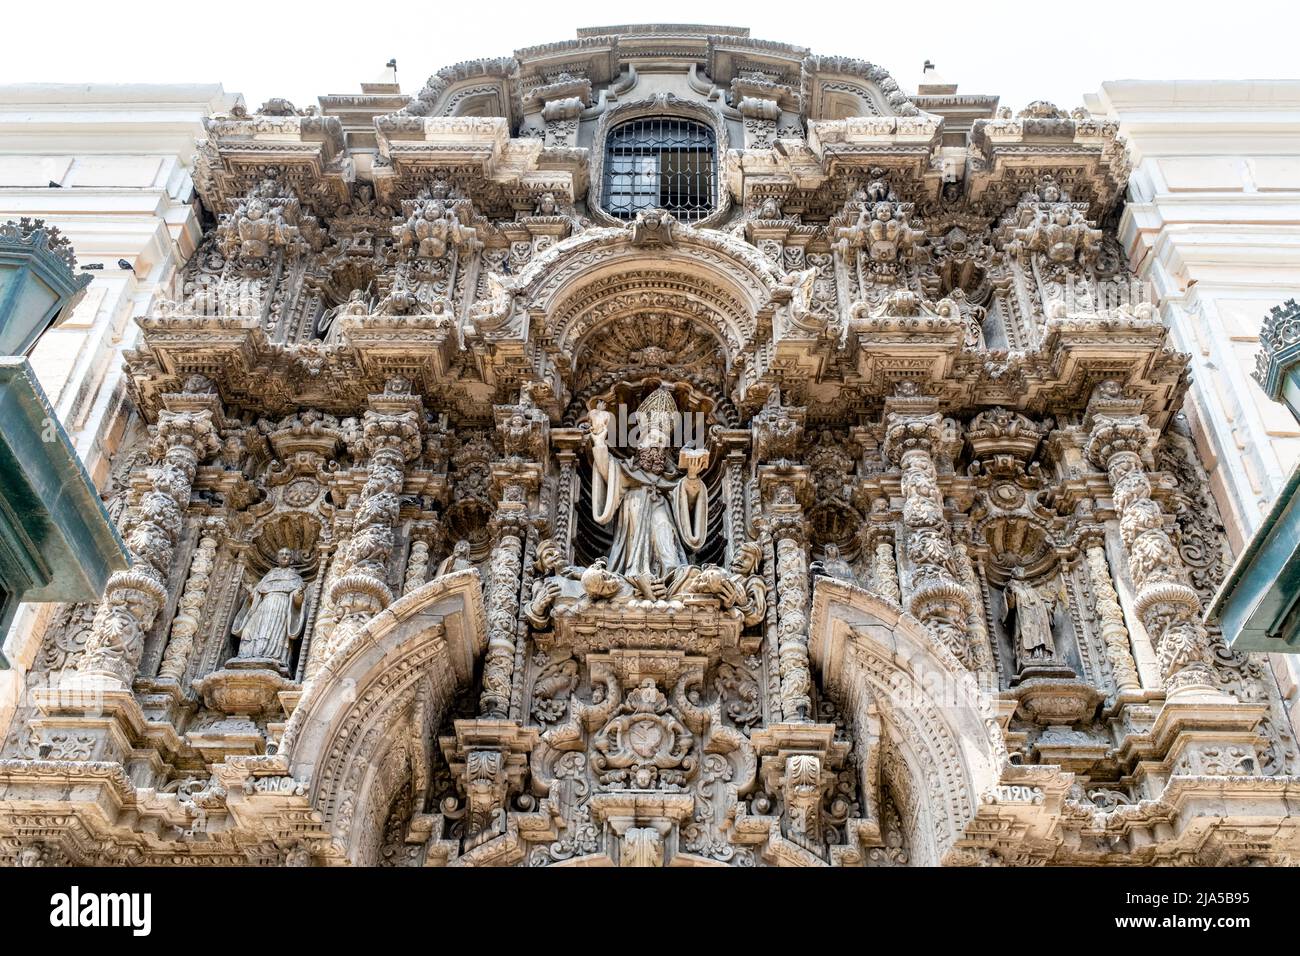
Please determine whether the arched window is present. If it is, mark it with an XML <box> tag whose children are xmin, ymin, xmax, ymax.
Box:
<box><xmin>601</xmin><ymin>117</ymin><xmax>716</xmax><ymax>222</ymax></box>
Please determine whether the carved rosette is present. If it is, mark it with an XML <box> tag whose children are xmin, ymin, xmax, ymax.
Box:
<box><xmin>884</xmin><ymin>412</ymin><xmax>973</xmax><ymax>667</ymax></box>
<box><xmin>79</xmin><ymin>405</ymin><xmax>221</xmax><ymax>684</ymax></box>
<box><xmin>1085</xmin><ymin>387</ymin><xmax>1216</xmax><ymax>696</ymax></box>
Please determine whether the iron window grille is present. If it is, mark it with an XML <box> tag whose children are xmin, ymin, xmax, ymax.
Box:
<box><xmin>601</xmin><ymin>117</ymin><xmax>716</xmax><ymax>222</ymax></box>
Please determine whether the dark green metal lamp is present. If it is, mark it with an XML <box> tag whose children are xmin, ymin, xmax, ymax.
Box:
<box><xmin>1209</xmin><ymin>299</ymin><xmax>1300</xmax><ymax>653</ymax></box>
<box><xmin>0</xmin><ymin>219</ymin><xmax>129</xmax><ymax>668</ymax></box>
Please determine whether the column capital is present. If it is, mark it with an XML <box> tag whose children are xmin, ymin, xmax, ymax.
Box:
<box><xmin>882</xmin><ymin>410</ymin><xmax>942</xmax><ymax>467</ymax></box>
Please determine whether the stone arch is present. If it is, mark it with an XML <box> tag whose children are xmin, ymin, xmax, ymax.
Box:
<box><xmin>279</xmin><ymin>569</ymin><xmax>486</xmax><ymax>865</ymax></box>
<box><xmin>513</xmin><ymin>223</ymin><xmax>785</xmax><ymax>374</ymax></box>
<box><xmin>809</xmin><ymin>579</ymin><xmax>1005</xmax><ymax>865</ymax></box>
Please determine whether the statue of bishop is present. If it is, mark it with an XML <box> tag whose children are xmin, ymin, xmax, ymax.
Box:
<box><xmin>589</xmin><ymin>386</ymin><xmax>708</xmax><ymax>599</ymax></box>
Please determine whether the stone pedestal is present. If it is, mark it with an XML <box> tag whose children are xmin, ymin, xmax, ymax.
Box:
<box><xmin>192</xmin><ymin>658</ymin><xmax>296</xmax><ymax>717</ymax></box>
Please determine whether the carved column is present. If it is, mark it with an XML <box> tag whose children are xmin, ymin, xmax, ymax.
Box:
<box><xmin>549</xmin><ymin>429</ymin><xmax>583</xmax><ymax>564</ymax></box>
<box><xmin>478</xmin><ymin>388</ymin><xmax>548</xmax><ymax>718</ymax></box>
<box><xmin>1084</xmin><ymin>383</ymin><xmax>1216</xmax><ymax>698</ymax></box>
<box><xmin>951</xmin><ymin>527</ymin><xmax>995</xmax><ymax>672</ymax></box>
<box><xmin>157</xmin><ymin>515</ymin><xmax>224</xmax><ymax>682</ymax></box>
<box><xmin>753</xmin><ymin>393</ymin><xmax>813</xmax><ymax>723</ymax></box>
<box><xmin>79</xmin><ymin>390</ymin><xmax>222</xmax><ymax>684</ymax></box>
<box><xmin>436</xmin><ymin>391</ymin><xmax>548</xmax><ymax>856</ymax></box>
<box><xmin>717</xmin><ymin>429</ymin><xmax>752</xmax><ymax>566</ymax></box>
<box><xmin>303</xmin><ymin>534</ymin><xmax>345</xmax><ymax>682</ymax></box>
<box><xmin>402</xmin><ymin>520</ymin><xmax>442</xmax><ymax>596</ymax></box>
<box><xmin>863</xmin><ymin>524</ymin><xmax>902</xmax><ymax>606</ymax></box>
<box><xmin>883</xmin><ymin>397</ymin><xmax>972</xmax><ymax>667</ymax></box>
<box><xmin>326</xmin><ymin>383</ymin><xmax>422</xmax><ymax>658</ymax></box>
<box><xmin>1082</xmin><ymin>536</ymin><xmax>1141</xmax><ymax>693</ymax></box>
<box><xmin>772</xmin><ymin>511</ymin><xmax>812</xmax><ymax>721</ymax></box>
<box><xmin>479</xmin><ymin>476</ymin><xmax>529</xmax><ymax>717</ymax></box>
<box><xmin>403</xmin><ymin>539</ymin><xmax>431</xmax><ymax>595</ymax></box>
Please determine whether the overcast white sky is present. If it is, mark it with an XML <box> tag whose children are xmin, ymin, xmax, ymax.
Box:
<box><xmin>6</xmin><ymin>0</ymin><xmax>1299</xmax><ymax>110</ymax></box>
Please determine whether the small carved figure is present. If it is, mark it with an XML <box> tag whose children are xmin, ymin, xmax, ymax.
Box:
<box><xmin>692</xmin><ymin>541</ymin><xmax>767</xmax><ymax>627</ymax></box>
<box><xmin>377</xmin><ymin>274</ymin><xmax>423</xmax><ymax>315</ymax></box>
<box><xmin>436</xmin><ymin>539</ymin><xmax>474</xmax><ymax>577</ymax></box>
<box><xmin>525</xmin><ymin>538</ymin><xmax>586</xmax><ymax>626</ymax></box>
<box><xmin>231</xmin><ymin>548</ymin><xmax>306</xmax><ymax>671</ymax></box>
<box><xmin>812</xmin><ymin>544</ymin><xmax>855</xmax><ymax>583</ymax></box>
<box><xmin>317</xmin><ymin>288</ymin><xmax>371</xmax><ymax>337</ymax></box>
<box><xmin>1003</xmin><ymin>568</ymin><xmax>1058</xmax><ymax>665</ymax></box>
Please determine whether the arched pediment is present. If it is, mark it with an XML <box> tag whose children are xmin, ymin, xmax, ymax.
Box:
<box><xmin>809</xmin><ymin>579</ymin><xmax>1006</xmax><ymax>865</ymax></box>
<box><xmin>511</xmin><ymin>222</ymin><xmax>785</xmax><ymax>368</ymax></box>
<box><xmin>278</xmin><ymin>569</ymin><xmax>486</xmax><ymax>864</ymax></box>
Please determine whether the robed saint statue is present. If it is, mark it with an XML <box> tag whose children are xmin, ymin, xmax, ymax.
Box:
<box><xmin>231</xmin><ymin>548</ymin><xmax>306</xmax><ymax>672</ymax></box>
<box><xmin>588</xmin><ymin>386</ymin><xmax>708</xmax><ymax>597</ymax></box>
<box><xmin>1002</xmin><ymin>567</ymin><xmax>1058</xmax><ymax>667</ymax></box>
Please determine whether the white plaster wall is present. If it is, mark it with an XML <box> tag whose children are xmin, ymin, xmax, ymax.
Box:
<box><xmin>1087</xmin><ymin>79</ymin><xmax>1300</xmax><ymax>725</ymax></box>
<box><xmin>0</xmin><ymin>83</ymin><xmax>242</xmax><ymax>737</ymax></box>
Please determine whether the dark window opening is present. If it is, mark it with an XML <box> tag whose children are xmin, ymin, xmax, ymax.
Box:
<box><xmin>602</xmin><ymin>117</ymin><xmax>716</xmax><ymax>222</ymax></box>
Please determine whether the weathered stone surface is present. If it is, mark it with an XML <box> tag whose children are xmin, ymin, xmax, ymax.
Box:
<box><xmin>0</xmin><ymin>27</ymin><xmax>1297</xmax><ymax>868</ymax></box>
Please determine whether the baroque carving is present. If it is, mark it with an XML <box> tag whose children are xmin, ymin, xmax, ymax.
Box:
<box><xmin>5</xmin><ymin>25</ymin><xmax>1297</xmax><ymax>871</ymax></box>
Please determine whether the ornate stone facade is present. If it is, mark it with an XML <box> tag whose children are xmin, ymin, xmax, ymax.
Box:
<box><xmin>1</xmin><ymin>25</ymin><xmax>1298</xmax><ymax>867</ymax></box>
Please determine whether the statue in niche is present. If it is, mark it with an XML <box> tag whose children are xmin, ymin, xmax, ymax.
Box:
<box><xmin>231</xmin><ymin>548</ymin><xmax>306</xmax><ymax>672</ymax></box>
<box><xmin>1002</xmin><ymin>567</ymin><xmax>1058</xmax><ymax>667</ymax></box>
<box><xmin>436</xmin><ymin>539</ymin><xmax>474</xmax><ymax>577</ymax></box>
<box><xmin>588</xmin><ymin>386</ymin><xmax>708</xmax><ymax>600</ymax></box>
<box><xmin>316</xmin><ymin>288</ymin><xmax>371</xmax><ymax>339</ymax></box>
<box><xmin>811</xmin><ymin>544</ymin><xmax>855</xmax><ymax>583</ymax></box>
